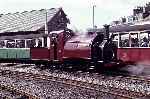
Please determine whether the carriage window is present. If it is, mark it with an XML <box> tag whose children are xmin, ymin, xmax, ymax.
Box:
<box><xmin>119</xmin><ymin>33</ymin><xmax>129</xmax><ymax>47</ymax></box>
<box><xmin>111</xmin><ymin>33</ymin><xmax>118</xmax><ymax>47</ymax></box>
<box><xmin>26</xmin><ymin>39</ymin><xmax>36</xmax><ymax>48</ymax></box>
<box><xmin>0</xmin><ymin>40</ymin><xmax>5</xmax><ymax>48</ymax></box>
<box><xmin>37</xmin><ymin>38</ymin><xmax>43</xmax><ymax>47</ymax></box>
<box><xmin>16</xmin><ymin>40</ymin><xmax>25</xmax><ymax>48</ymax></box>
<box><xmin>130</xmin><ymin>33</ymin><xmax>139</xmax><ymax>47</ymax></box>
<box><xmin>0</xmin><ymin>38</ymin><xmax>45</xmax><ymax>48</ymax></box>
<box><xmin>26</xmin><ymin>38</ymin><xmax>44</xmax><ymax>48</ymax></box>
<box><xmin>140</xmin><ymin>32</ymin><xmax>149</xmax><ymax>47</ymax></box>
<box><xmin>7</xmin><ymin>40</ymin><xmax>15</xmax><ymax>48</ymax></box>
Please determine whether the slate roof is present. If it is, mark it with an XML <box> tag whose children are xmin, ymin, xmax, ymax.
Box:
<box><xmin>0</xmin><ymin>8</ymin><xmax>61</xmax><ymax>33</ymax></box>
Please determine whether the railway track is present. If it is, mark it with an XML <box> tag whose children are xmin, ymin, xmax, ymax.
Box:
<box><xmin>0</xmin><ymin>82</ymin><xmax>39</xmax><ymax>99</ymax></box>
<box><xmin>0</xmin><ymin>65</ymin><xmax>149</xmax><ymax>99</ymax></box>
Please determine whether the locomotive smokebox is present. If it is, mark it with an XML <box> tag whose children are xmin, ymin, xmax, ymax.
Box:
<box><xmin>103</xmin><ymin>24</ymin><xmax>110</xmax><ymax>40</ymax></box>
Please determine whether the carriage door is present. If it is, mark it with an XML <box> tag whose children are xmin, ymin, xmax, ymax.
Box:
<box><xmin>50</xmin><ymin>32</ymin><xmax>64</xmax><ymax>62</ymax></box>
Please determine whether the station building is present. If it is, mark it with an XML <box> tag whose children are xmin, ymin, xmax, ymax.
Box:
<box><xmin>0</xmin><ymin>8</ymin><xmax>70</xmax><ymax>48</ymax></box>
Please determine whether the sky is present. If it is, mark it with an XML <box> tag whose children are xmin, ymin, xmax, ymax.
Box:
<box><xmin>0</xmin><ymin>0</ymin><xmax>149</xmax><ymax>31</ymax></box>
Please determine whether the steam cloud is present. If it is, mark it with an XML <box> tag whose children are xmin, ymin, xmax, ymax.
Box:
<box><xmin>121</xmin><ymin>61</ymin><xmax>150</xmax><ymax>76</ymax></box>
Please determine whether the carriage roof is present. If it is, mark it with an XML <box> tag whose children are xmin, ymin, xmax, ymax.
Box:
<box><xmin>97</xmin><ymin>22</ymin><xmax>150</xmax><ymax>33</ymax></box>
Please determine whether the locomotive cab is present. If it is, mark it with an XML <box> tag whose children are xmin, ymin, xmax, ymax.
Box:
<box><xmin>91</xmin><ymin>25</ymin><xmax>117</xmax><ymax>64</ymax></box>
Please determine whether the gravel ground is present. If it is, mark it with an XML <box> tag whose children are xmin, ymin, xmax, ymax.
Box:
<box><xmin>0</xmin><ymin>86</ymin><xmax>24</xmax><ymax>99</ymax></box>
<box><xmin>0</xmin><ymin>88</ymin><xmax>16</xmax><ymax>99</ymax></box>
<box><xmin>0</xmin><ymin>75</ymin><xmax>119</xmax><ymax>99</ymax></box>
<box><xmin>0</xmin><ymin>64</ymin><xmax>150</xmax><ymax>98</ymax></box>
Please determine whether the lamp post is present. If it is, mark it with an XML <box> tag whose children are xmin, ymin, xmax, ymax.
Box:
<box><xmin>92</xmin><ymin>5</ymin><xmax>96</xmax><ymax>29</ymax></box>
<box><xmin>44</xmin><ymin>9</ymin><xmax>48</xmax><ymax>47</ymax></box>
<box><xmin>45</xmin><ymin>9</ymin><xmax>48</xmax><ymax>34</ymax></box>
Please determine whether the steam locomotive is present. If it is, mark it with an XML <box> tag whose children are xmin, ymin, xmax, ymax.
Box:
<box><xmin>0</xmin><ymin>25</ymin><xmax>123</xmax><ymax>70</ymax></box>
<box><xmin>63</xmin><ymin>25</ymin><xmax>119</xmax><ymax>69</ymax></box>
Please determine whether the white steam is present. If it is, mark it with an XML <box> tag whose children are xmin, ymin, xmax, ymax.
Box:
<box><xmin>121</xmin><ymin>61</ymin><xmax>150</xmax><ymax>76</ymax></box>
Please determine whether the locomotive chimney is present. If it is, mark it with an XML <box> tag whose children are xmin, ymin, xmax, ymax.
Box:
<box><xmin>103</xmin><ymin>24</ymin><xmax>110</xmax><ymax>40</ymax></box>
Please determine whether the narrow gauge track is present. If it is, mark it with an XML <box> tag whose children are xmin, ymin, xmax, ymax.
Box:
<box><xmin>0</xmin><ymin>65</ymin><xmax>149</xmax><ymax>99</ymax></box>
<box><xmin>0</xmin><ymin>82</ymin><xmax>39</xmax><ymax>99</ymax></box>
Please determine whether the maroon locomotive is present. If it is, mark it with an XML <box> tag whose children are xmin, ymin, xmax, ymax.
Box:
<box><xmin>0</xmin><ymin>8</ymin><xmax>122</xmax><ymax>70</ymax></box>
<box><xmin>0</xmin><ymin>25</ymin><xmax>121</xmax><ymax>70</ymax></box>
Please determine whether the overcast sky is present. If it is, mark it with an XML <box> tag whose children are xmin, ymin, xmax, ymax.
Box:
<box><xmin>0</xmin><ymin>0</ymin><xmax>149</xmax><ymax>30</ymax></box>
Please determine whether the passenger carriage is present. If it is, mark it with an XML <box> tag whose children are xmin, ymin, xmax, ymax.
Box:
<box><xmin>97</xmin><ymin>22</ymin><xmax>150</xmax><ymax>64</ymax></box>
<box><xmin>0</xmin><ymin>8</ymin><xmax>70</xmax><ymax>66</ymax></box>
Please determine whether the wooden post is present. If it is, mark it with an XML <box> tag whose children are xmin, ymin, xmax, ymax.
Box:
<box><xmin>47</xmin><ymin>37</ymin><xmax>50</xmax><ymax>48</ymax></box>
<box><xmin>25</xmin><ymin>39</ymin><xmax>27</xmax><ymax>48</ymax></box>
<box><xmin>15</xmin><ymin>39</ymin><xmax>17</xmax><ymax>48</ymax></box>
<box><xmin>4</xmin><ymin>40</ymin><xmax>7</xmax><ymax>48</ymax></box>
<box><xmin>35</xmin><ymin>38</ymin><xmax>38</xmax><ymax>47</ymax></box>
